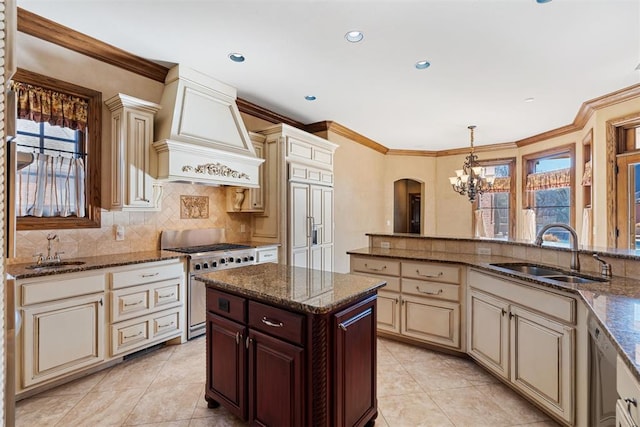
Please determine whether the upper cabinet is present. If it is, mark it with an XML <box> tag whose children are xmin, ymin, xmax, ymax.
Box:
<box><xmin>105</xmin><ymin>93</ymin><xmax>162</xmax><ymax>211</ymax></box>
<box><xmin>226</xmin><ymin>132</ymin><xmax>267</xmax><ymax>213</ymax></box>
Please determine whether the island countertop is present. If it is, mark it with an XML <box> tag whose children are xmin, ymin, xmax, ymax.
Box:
<box><xmin>195</xmin><ymin>263</ymin><xmax>386</xmax><ymax>314</ymax></box>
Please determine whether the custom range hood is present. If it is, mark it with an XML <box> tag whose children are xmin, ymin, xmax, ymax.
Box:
<box><xmin>152</xmin><ymin>65</ymin><xmax>263</xmax><ymax>187</ymax></box>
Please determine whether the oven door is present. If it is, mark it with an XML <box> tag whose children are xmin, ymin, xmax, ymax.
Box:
<box><xmin>188</xmin><ymin>276</ymin><xmax>207</xmax><ymax>339</ymax></box>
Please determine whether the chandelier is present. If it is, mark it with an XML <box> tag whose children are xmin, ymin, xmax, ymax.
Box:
<box><xmin>449</xmin><ymin>125</ymin><xmax>495</xmax><ymax>202</ymax></box>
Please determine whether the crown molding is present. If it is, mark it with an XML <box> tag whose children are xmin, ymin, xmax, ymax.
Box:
<box><xmin>17</xmin><ymin>8</ymin><xmax>169</xmax><ymax>83</ymax></box>
<box><xmin>305</xmin><ymin>121</ymin><xmax>389</xmax><ymax>154</ymax></box>
<box><xmin>236</xmin><ymin>98</ymin><xmax>305</xmax><ymax>129</ymax></box>
<box><xmin>19</xmin><ymin>7</ymin><xmax>640</xmax><ymax>157</ymax></box>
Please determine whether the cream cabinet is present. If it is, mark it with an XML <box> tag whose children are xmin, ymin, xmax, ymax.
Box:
<box><xmin>617</xmin><ymin>355</ymin><xmax>640</xmax><ymax>427</ymax></box>
<box><xmin>108</xmin><ymin>259</ymin><xmax>186</xmax><ymax>356</ymax></box>
<box><xmin>17</xmin><ymin>272</ymin><xmax>106</xmax><ymax>391</ymax></box>
<box><xmin>467</xmin><ymin>269</ymin><xmax>575</xmax><ymax>426</ymax></box>
<box><xmin>253</xmin><ymin>124</ymin><xmax>338</xmax><ymax>267</ymax></box>
<box><xmin>226</xmin><ymin>133</ymin><xmax>267</xmax><ymax>213</ymax></box>
<box><xmin>350</xmin><ymin>255</ymin><xmax>463</xmax><ymax>351</ymax></box>
<box><xmin>105</xmin><ymin>93</ymin><xmax>162</xmax><ymax>211</ymax></box>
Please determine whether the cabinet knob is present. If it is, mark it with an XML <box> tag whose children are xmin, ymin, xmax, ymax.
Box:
<box><xmin>501</xmin><ymin>308</ymin><xmax>506</xmax><ymax>316</ymax></box>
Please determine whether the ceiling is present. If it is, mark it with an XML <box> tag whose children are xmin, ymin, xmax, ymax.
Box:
<box><xmin>17</xmin><ymin>0</ymin><xmax>640</xmax><ymax>151</ymax></box>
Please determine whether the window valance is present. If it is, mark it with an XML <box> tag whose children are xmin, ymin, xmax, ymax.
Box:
<box><xmin>486</xmin><ymin>176</ymin><xmax>510</xmax><ymax>193</ymax></box>
<box><xmin>526</xmin><ymin>168</ymin><xmax>571</xmax><ymax>191</ymax></box>
<box><xmin>11</xmin><ymin>81</ymin><xmax>89</xmax><ymax>131</ymax></box>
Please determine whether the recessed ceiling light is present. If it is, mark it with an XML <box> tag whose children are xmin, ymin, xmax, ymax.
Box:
<box><xmin>524</xmin><ymin>97</ymin><xmax>535</xmax><ymax>102</ymax></box>
<box><xmin>345</xmin><ymin>30</ymin><xmax>364</xmax><ymax>43</ymax></box>
<box><xmin>228</xmin><ymin>53</ymin><xmax>245</xmax><ymax>63</ymax></box>
<box><xmin>305</xmin><ymin>95</ymin><xmax>317</xmax><ymax>101</ymax></box>
<box><xmin>635</xmin><ymin>63</ymin><xmax>640</xmax><ymax>71</ymax></box>
<box><xmin>536</xmin><ymin>0</ymin><xmax>552</xmax><ymax>3</ymax></box>
<box><xmin>415</xmin><ymin>60</ymin><xmax>431</xmax><ymax>70</ymax></box>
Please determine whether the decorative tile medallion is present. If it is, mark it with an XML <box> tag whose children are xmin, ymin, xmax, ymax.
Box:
<box><xmin>180</xmin><ymin>195</ymin><xmax>209</xmax><ymax>219</ymax></box>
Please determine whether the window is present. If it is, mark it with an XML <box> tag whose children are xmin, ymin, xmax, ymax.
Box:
<box><xmin>522</xmin><ymin>145</ymin><xmax>575</xmax><ymax>245</ymax></box>
<box><xmin>474</xmin><ymin>159</ymin><xmax>515</xmax><ymax>240</ymax></box>
<box><xmin>11</xmin><ymin>68</ymin><xmax>101</xmax><ymax>229</ymax></box>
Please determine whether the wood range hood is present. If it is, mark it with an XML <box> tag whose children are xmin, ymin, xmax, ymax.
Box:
<box><xmin>151</xmin><ymin>65</ymin><xmax>264</xmax><ymax>188</ymax></box>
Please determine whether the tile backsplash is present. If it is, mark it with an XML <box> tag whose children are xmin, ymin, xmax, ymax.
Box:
<box><xmin>10</xmin><ymin>182</ymin><xmax>253</xmax><ymax>264</ymax></box>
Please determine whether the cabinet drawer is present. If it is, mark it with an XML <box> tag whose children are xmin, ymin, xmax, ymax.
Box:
<box><xmin>152</xmin><ymin>311</ymin><xmax>180</xmax><ymax>338</ymax></box>
<box><xmin>402</xmin><ymin>278</ymin><xmax>460</xmax><ymax>301</ymax></box>
<box><xmin>111</xmin><ymin>262</ymin><xmax>183</xmax><ymax>289</ymax></box>
<box><xmin>617</xmin><ymin>356</ymin><xmax>640</xmax><ymax>425</ymax></box>
<box><xmin>21</xmin><ymin>273</ymin><xmax>105</xmax><ymax>306</ymax></box>
<box><xmin>402</xmin><ymin>262</ymin><xmax>460</xmax><ymax>284</ymax></box>
<box><xmin>352</xmin><ymin>273</ymin><xmax>400</xmax><ymax>292</ymax></box>
<box><xmin>115</xmin><ymin>290</ymin><xmax>149</xmax><ymax>318</ymax></box>
<box><xmin>207</xmin><ymin>288</ymin><xmax>246</xmax><ymax>323</ymax></box>
<box><xmin>115</xmin><ymin>320</ymin><xmax>149</xmax><ymax>350</ymax></box>
<box><xmin>249</xmin><ymin>301</ymin><xmax>304</xmax><ymax>345</ymax></box>
<box><xmin>111</xmin><ymin>278</ymin><xmax>182</xmax><ymax>323</ymax></box>
<box><xmin>351</xmin><ymin>257</ymin><xmax>400</xmax><ymax>276</ymax></box>
<box><xmin>256</xmin><ymin>247</ymin><xmax>278</xmax><ymax>263</ymax></box>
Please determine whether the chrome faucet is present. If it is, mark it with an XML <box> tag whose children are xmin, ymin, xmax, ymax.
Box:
<box><xmin>593</xmin><ymin>253</ymin><xmax>612</xmax><ymax>278</ymax></box>
<box><xmin>534</xmin><ymin>223</ymin><xmax>580</xmax><ymax>272</ymax></box>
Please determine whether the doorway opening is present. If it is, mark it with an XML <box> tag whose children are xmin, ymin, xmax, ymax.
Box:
<box><xmin>393</xmin><ymin>179</ymin><xmax>422</xmax><ymax>234</ymax></box>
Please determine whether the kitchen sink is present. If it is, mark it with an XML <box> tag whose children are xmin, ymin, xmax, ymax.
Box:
<box><xmin>490</xmin><ymin>263</ymin><xmax>565</xmax><ymax>277</ymax></box>
<box><xmin>25</xmin><ymin>261</ymin><xmax>87</xmax><ymax>270</ymax></box>
<box><xmin>490</xmin><ymin>262</ymin><xmax>608</xmax><ymax>284</ymax></box>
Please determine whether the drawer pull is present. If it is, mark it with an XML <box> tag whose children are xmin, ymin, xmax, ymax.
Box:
<box><xmin>261</xmin><ymin>317</ymin><xmax>284</xmax><ymax>328</ymax></box>
<box><xmin>124</xmin><ymin>300</ymin><xmax>144</xmax><ymax>307</ymax></box>
<box><xmin>626</xmin><ymin>398</ymin><xmax>638</xmax><ymax>417</ymax></box>
<box><xmin>158</xmin><ymin>292</ymin><xmax>175</xmax><ymax>299</ymax></box>
<box><xmin>416</xmin><ymin>270</ymin><xmax>443</xmax><ymax>278</ymax></box>
<box><xmin>364</xmin><ymin>263</ymin><xmax>386</xmax><ymax>272</ymax></box>
<box><xmin>124</xmin><ymin>331</ymin><xmax>143</xmax><ymax>339</ymax></box>
<box><xmin>141</xmin><ymin>273</ymin><xmax>160</xmax><ymax>278</ymax></box>
<box><xmin>157</xmin><ymin>321</ymin><xmax>174</xmax><ymax>329</ymax></box>
<box><xmin>417</xmin><ymin>286</ymin><xmax>443</xmax><ymax>296</ymax></box>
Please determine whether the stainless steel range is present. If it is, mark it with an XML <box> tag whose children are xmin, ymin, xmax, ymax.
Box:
<box><xmin>161</xmin><ymin>228</ymin><xmax>256</xmax><ymax>339</ymax></box>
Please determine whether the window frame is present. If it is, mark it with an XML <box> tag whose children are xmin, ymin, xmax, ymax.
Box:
<box><xmin>472</xmin><ymin>157</ymin><xmax>516</xmax><ymax>240</ymax></box>
<box><xmin>12</xmin><ymin>68</ymin><xmax>101</xmax><ymax>230</ymax></box>
<box><xmin>521</xmin><ymin>144</ymin><xmax>576</xmax><ymax>229</ymax></box>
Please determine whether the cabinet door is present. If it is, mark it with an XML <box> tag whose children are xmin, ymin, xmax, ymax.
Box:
<box><xmin>401</xmin><ymin>294</ymin><xmax>460</xmax><ymax>349</ymax></box>
<box><xmin>334</xmin><ymin>296</ymin><xmax>377</xmax><ymax>427</ymax></box>
<box><xmin>248</xmin><ymin>140</ymin><xmax>265</xmax><ymax>211</ymax></box>
<box><xmin>377</xmin><ymin>291</ymin><xmax>401</xmax><ymax>334</ymax></box>
<box><xmin>22</xmin><ymin>293</ymin><xmax>105</xmax><ymax>387</ymax></box>
<box><xmin>289</xmin><ymin>182</ymin><xmax>309</xmax><ymax>268</ymax></box>
<box><xmin>248</xmin><ymin>329</ymin><xmax>304</xmax><ymax>427</ymax></box>
<box><xmin>125</xmin><ymin>110</ymin><xmax>154</xmax><ymax>208</ymax></box>
<box><xmin>510</xmin><ymin>305</ymin><xmax>574</xmax><ymax>425</ymax></box>
<box><xmin>468</xmin><ymin>289</ymin><xmax>509</xmax><ymax>379</ymax></box>
<box><xmin>206</xmin><ymin>312</ymin><xmax>247</xmax><ymax>420</ymax></box>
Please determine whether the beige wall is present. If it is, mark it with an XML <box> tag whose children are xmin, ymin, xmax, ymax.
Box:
<box><xmin>11</xmin><ymin>33</ymin><xmax>254</xmax><ymax>264</ymax></box>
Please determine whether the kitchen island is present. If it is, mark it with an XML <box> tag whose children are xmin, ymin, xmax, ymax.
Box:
<box><xmin>196</xmin><ymin>263</ymin><xmax>386</xmax><ymax>427</ymax></box>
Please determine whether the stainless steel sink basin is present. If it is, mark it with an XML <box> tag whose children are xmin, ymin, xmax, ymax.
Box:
<box><xmin>490</xmin><ymin>262</ymin><xmax>608</xmax><ymax>284</ymax></box>
<box><xmin>26</xmin><ymin>261</ymin><xmax>86</xmax><ymax>270</ymax></box>
<box><xmin>490</xmin><ymin>263</ymin><xmax>564</xmax><ymax>277</ymax></box>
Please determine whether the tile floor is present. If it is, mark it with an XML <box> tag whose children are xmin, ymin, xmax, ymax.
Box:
<box><xmin>15</xmin><ymin>337</ymin><xmax>560</xmax><ymax>426</ymax></box>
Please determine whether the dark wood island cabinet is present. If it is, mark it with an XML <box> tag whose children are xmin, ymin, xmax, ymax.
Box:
<box><xmin>196</xmin><ymin>263</ymin><xmax>386</xmax><ymax>427</ymax></box>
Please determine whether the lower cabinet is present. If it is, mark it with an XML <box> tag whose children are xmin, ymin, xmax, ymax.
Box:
<box><xmin>205</xmin><ymin>287</ymin><xmax>377</xmax><ymax>427</ymax></box>
<box><xmin>468</xmin><ymin>270</ymin><xmax>575</xmax><ymax>426</ymax></box>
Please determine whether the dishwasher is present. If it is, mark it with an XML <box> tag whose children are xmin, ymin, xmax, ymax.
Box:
<box><xmin>588</xmin><ymin>315</ymin><xmax>618</xmax><ymax>427</ymax></box>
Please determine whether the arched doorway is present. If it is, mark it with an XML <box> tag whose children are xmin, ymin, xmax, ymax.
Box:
<box><xmin>393</xmin><ymin>179</ymin><xmax>422</xmax><ymax>234</ymax></box>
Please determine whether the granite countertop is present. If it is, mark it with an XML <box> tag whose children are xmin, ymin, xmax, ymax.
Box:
<box><xmin>348</xmin><ymin>246</ymin><xmax>640</xmax><ymax>382</ymax></box>
<box><xmin>196</xmin><ymin>263</ymin><xmax>386</xmax><ymax>314</ymax></box>
<box><xmin>6</xmin><ymin>250</ymin><xmax>184</xmax><ymax>279</ymax></box>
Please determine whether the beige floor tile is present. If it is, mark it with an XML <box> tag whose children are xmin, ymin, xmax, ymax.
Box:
<box><xmin>56</xmin><ymin>387</ymin><xmax>146</xmax><ymax>426</ymax></box>
<box><xmin>404</xmin><ymin>358</ymin><xmax>474</xmax><ymax>392</ymax></box>
<box><xmin>508</xmin><ymin>421</ymin><xmax>561</xmax><ymax>427</ymax></box>
<box><xmin>377</xmin><ymin>363</ymin><xmax>425</xmax><ymax>397</ymax></box>
<box><xmin>39</xmin><ymin>368</ymin><xmax>110</xmax><ymax>397</ymax></box>
<box><xmin>149</xmin><ymin>353</ymin><xmax>206</xmax><ymax>389</ymax></box>
<box><xmin>443</xmin><ymin>356</ymin><xmax>500</xmax><ymax>385</ymax></box>
<box><xmin>377</xmin><ymin>343</ymin><xmax>398</xmax><ymax>366</ymax></box>
<box><xmin>15</xmin><ymin>393</ymin><xmax>85</xmax><ymax>427</ymax></box>
<box><xmin>383</xmin><ymin>339</ymin><xmax>450</xmax><ymax>365</ymax></box>
<box><xmin>93</xmin><ymin>356</ymin><xmax>166</xmax><ymax>392</ymax></box>
<box><xmin>188</xmin><ymin>410</ymin><xmax>247</xmax><ymax>426</ymax></box>
<box><xmin>429</xmin><ymin>386</ymin><xmax>514</xmax><ymax>426</ymax></box>
<box><xmin>129</xmin><ymin>422</ymin><xmax>190</xmax><ymax>427</ymax></box>
<box><xmin>124</xmin><ymin>382</ymin><xmax>203</xmax><ymax>425</ymax></box>
<box><xmin>477</xmin><ymin>383</ymin><xmax>553</xmax><ymax>425</ymax></box>
<box><xmin>379</xmin><ymin>393</ymin><xmax>454</xmax><ymax>426</ymax></box>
